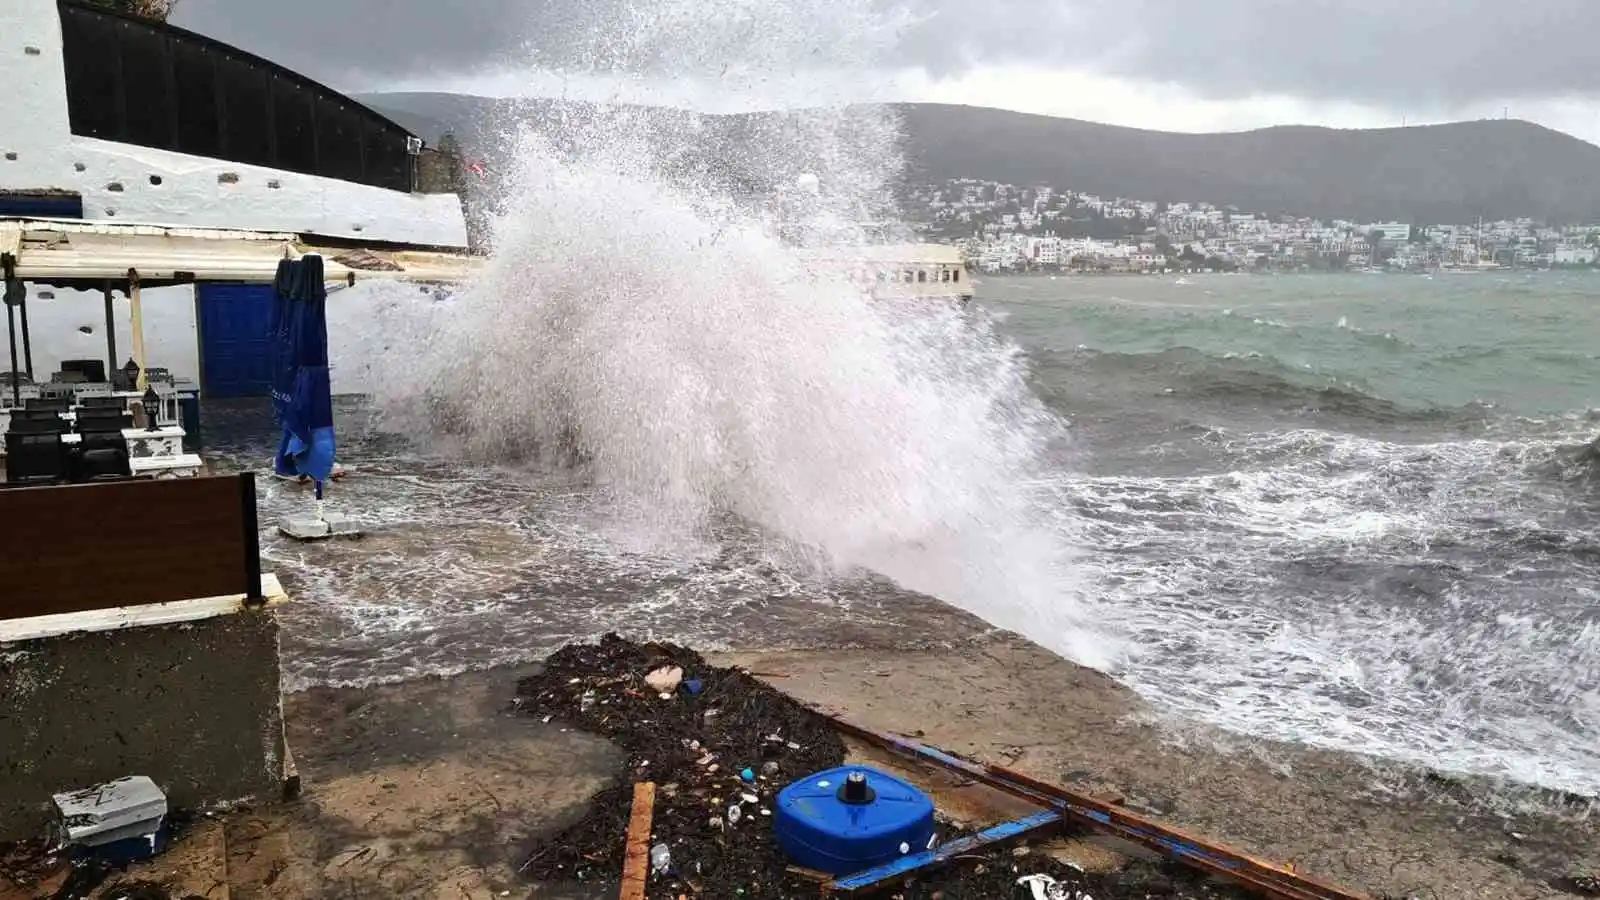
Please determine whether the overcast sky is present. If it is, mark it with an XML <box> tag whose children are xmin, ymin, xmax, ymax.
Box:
<box><xmin>172</xmin><ymin>0</ymin><xmax>1600</xmax><ymax>143</ymax></box>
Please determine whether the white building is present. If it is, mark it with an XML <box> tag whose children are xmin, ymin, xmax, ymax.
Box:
<box><xmin>1</xmin><ymin>0</ymin><xmax>471</xmax><ymax>397</ymax></box>
<box><xmin>1366</xmin><ymin>222</ymin><xmax>1412</xmax><ymax>244</ymax></box>
<box><xmin>1031</xmin><ymin>237</ymin><xmax>1062</xmax><ymax>266</ymax></box>
<box><xmin>1</xmin><ymin>0</ymin><xmax>467</xmax><ymax>247</ymax></box>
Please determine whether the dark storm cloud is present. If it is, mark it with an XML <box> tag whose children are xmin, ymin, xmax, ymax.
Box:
<box><xmin>170</xmin><ymin>0</ymin><xmax>588</xmax><ymax>85</ymax></box>
<box><xmin>1055</xmin><ymin>0</ymin><xmax>1600</xmax><ymax>107</ymax></box>
<box><xmin>172</xmin><ymin>0</ymin><xmax>1600</xmax><ymax>106</ymax></box>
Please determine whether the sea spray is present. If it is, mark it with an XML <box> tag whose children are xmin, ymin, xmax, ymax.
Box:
<box><xmin>360</xmin><ymin>0</ymin><xmax>1122</xmax><ymax>668</ymax></box>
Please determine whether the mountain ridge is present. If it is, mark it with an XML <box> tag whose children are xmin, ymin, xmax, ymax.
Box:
<box><xmin>356</xmin><ymin>93</ymin><xmax>1600</xmax><ymax>224</ymax></box>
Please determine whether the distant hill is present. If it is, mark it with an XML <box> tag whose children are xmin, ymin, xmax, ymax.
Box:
<box><xmin>356</xmin><ymin>93</ymin><xmax>1600</xmax><ymax>224</ymax></box>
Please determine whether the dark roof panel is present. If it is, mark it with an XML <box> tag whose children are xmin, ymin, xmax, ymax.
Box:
<box><xmin>56</xmin><ymin>0</ymin><xmax>420</xmax><ymax>192</ymax></box>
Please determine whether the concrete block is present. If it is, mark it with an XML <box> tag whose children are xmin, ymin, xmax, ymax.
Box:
<box><xmin>0</xmin><ymin>608</ymin><xmax>286</xmax><ymax>840</ymax></box>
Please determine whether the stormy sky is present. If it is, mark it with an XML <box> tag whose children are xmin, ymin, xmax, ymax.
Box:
<box><xmin>171</xmin><ymin>0</ymin><xmax>1600</xmax><ymax>142</ymax></box>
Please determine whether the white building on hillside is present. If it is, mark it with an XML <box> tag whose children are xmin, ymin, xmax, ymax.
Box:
<box><xmin>1366</xmin><ymin>222</ymin><xmax>1412</xmax><ymax>244</ymax></box>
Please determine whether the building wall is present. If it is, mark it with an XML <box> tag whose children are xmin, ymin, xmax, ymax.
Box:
<box><xmin>0</xmin><ymin>0</ymin><xmax>469</xmax><ymax>248</ymax></box>
<box><xmin>0</xmin><ymin>609</ymin><xmax>287</xmax><ymax>840</ymax></box>
<box><xmin>17</xmin><ymin>280</ymin><xmax>408</xmax><ymax>390</ymax></box>
<box><xmin>16</xmin><ymin>284</ymin><xmax>198</xmax><ymax>380</ymax></box>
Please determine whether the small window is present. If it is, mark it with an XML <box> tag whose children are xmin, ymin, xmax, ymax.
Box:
<box><xmin>917</xmin><ymin>270</ymin><xmax>928</xmax><ymax>283</ymax></box>
<box><xmin>940</xmin><ymin>269</ymin><xmax>951</xmax><ymax>282</ymax></box>
<box><xmin>902</xmin><ymin>270</ymin><xmax>914</xmax><ymax>283</ymax></box>
<box><xmin>953</xmin><ymin>270</ymin><xmax>961</xmax><ymax>283</ymax></box>
<box><xmin>876</xmin><ymin>271</ymin><xmax>887</xmax><ymax>283</ymax></box>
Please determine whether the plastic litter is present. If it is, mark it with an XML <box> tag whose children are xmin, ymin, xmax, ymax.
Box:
<box><xmin>1017</xmin><ymin>873</ymin><xmax>1088</xmax><ymax>900</ymax></box>
<box><xmin>52</xmin><ymin>776</ymin><xmax>166</xmax><ymax>850</ymax></box>
<box><xmin>644</xmin><ymin>666</ymin><xmax>684</xmax><ymax>693</ymax></box>
<box><xmin>740</xmin><ymin>767</ymin><xmax>756</xmax><ymax>783</ymax></box>
<box><xmin>650</xmin><ymin>843</ymin><xmax>671</xmax><ymax>875</ymax></box>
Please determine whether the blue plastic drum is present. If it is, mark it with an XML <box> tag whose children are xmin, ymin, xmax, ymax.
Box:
<box><xmin>773</xmin><ymin>766</ymin><xmax>935</xmax><ymax>875</ymax></box>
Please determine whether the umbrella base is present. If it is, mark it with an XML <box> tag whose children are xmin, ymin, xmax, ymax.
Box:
<box><xmin>279</xmin><ymin>513</ymin><xmax>362</xmax><ymax>542</ymax></box>
<box><xmin>270</xmin><ymin>463</ymin><xmax>348</xmax><ymax>482</ymax></box>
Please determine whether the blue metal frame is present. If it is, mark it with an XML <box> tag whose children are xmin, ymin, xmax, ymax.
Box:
<box><xmin>829</xmin><ymin>810</ymin><xmax>1063</xmax><ymax>893</ymax></box>
<box><xmin>818</xmin><ymin>713</ymin><xmax>1367</xmax><ymax>900</ymax></box>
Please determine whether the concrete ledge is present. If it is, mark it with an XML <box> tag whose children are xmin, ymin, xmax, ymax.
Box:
<box><xmin>0</xmin><ymin>578</ymin><xmax>290</xmax><ymax>840</ymax></box>
<box><xmin>0</xmin><ymin>574</ymin><xmax>285</xmax><ymax>643</ymax></box>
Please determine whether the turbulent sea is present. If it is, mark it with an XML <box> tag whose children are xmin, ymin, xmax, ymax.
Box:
<box><xmin>987</xmin><ymin>273</ymin><xmax>1599</xmax><ymax>796</ymax></box>
<box><xmin>206</xmin><ymin>271</ymin><xmax>1600</xmax><ymax>800</ymax></box>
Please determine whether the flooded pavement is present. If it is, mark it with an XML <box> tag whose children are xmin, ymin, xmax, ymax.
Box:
<box><xmin>202</xmin><ymin>398</ymin><xmax>992</xmax><ymax>690</ymax></box>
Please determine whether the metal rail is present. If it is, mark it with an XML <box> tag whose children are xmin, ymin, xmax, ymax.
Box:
<box><xmin>821</xmin><ymin>712</ymin><xmax>1370</xmax><ymax>900</ymax></box>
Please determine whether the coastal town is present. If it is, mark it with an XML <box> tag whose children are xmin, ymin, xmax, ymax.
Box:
<box><xmin>906</xmin><ymin>178</ymin><xmax>1600</xmax><ymax>273</ymax></box>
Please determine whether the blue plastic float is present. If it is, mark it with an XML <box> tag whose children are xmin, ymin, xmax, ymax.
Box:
<box><xmin>773</xmin><ymin>766</ymin><xmax>935</xmax><ymax>875</ymax></box>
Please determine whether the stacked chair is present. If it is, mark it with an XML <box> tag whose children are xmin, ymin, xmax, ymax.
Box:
<box><xmin>74</xmin><ymin>406</ymin><xmax>133</xmax><ymax>481</ymax></box>
<box><xmin>2</xmin><ymin>401</ymin><xmax>132</xmax><ymax>486</ymax></box>
<box><xmin>4</xmin><ymin>409</ymin><xmax>71</xmax><ymax>486</ymax></box>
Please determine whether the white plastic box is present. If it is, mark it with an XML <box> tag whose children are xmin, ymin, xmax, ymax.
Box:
<box><xmin>52</xmin><ymin>776</ymin><xmax>167</xmax><ymax>847</ymax></box>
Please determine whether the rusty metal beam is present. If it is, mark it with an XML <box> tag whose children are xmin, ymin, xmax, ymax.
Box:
<box><xmin>821</xmin><ymin>713</ymin><xmax>1369</xmax><ymax>900</ymax></box>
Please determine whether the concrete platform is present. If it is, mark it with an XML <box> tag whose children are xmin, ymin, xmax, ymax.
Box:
<box><xmin>63</xmin><ymin>666</ymin><xmax>620</xmax><ymax>900</ymax></box>
<box><xmin>26</xmin><ymin>637</ymin><xmax>1598</xmax><ymax>900</ymax></box>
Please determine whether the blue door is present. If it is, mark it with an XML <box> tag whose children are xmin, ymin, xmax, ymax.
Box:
<box><xmin>197</xmin><ymin>283</ymin><xmax>275</xmax><ymax>398</ymax></box>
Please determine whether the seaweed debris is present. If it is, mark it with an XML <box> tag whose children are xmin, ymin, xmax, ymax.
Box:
<box><xmin>513</xmin><ymin>635</ymin><xmax>1249</xmax><ymax>899</ymax></box>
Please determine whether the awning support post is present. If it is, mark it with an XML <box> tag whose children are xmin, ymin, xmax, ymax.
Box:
<box><xmin>103</xmin><ymin>281</ymin><xmax>118</xmax><ymax>382</ymax></box>
<box><xmin>2</xmin><ymin>254</ymin><xmax>18</xmax><ymax>407</ymax></box>
<box><xmin>18</xmin><ymin>285</ymin><xmax>32</xmax><ymax>380</ymax></box>
<box><xmin>128</xmin><ymin>268</ymin><xmax>146</xmax><ymax>391</ymax></box>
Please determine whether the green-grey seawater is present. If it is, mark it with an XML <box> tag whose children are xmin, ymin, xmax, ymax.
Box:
<box><xmin>985</xmin><ymin>271</ymin><xmax>1597</xmax><ymax>795</ymax></box>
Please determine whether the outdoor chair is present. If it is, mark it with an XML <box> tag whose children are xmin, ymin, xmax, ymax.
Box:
<box><xmin>79</xmin><ymin>395</ymin><xmax>128</xmax><ymax>409</ymax></box>
<box><xmin>74</xmin><ymin>428</ymin><xmax>131</xmax><ymax>482</ymax></box>
<box><xmin>4</xmin><ymin>432</ymin><xmax>69</xmax><ymax>485</ymax></box>
<box><xmin>25</xmin><ymin>396</ymin><xmax>68</xmax><ymax>412</ymax></box>
<box><xmin>75</xmin><ymin>407</ymin><xmax>132</xmax><ymax>432</ymax></box>
<box><xmin>59</xmin><ymin>359</ymin><xmax>108</xmax><ymax>383</ymax></box>
<box><xmin>8</xmin><ymin>409</ymin><xmax>69</xmax><ymax>434</ymax></box>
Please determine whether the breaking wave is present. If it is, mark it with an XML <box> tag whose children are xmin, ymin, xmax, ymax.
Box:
<box><xmin>357</xmin><ymin>0</ymin><xmax>1115</xmax><ymax>667</ymax></box>
<box><xmin>1057</xmin><ymin>419</ymin><xmax>1600</xmax><ymax>796</ymax></box>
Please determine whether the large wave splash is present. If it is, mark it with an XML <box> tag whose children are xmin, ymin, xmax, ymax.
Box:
<box><xmin>359</xmin><ymin>1</ymin><xmax>1119</xmax><ymax>667</ymax></box>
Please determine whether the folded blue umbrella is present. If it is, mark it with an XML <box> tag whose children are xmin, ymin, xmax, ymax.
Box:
<box><xmin>271</xmin><ymin>256</ymin><xmax>336</xmax><ymax>497</ymax></box>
